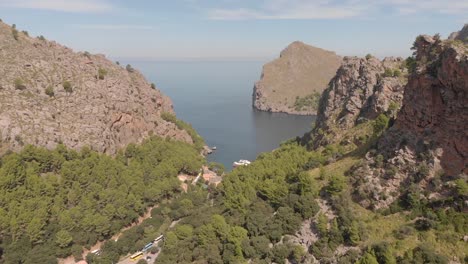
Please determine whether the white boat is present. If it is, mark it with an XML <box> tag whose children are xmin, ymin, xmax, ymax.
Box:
<box><xmin>233</xmin><ymin>159</ymin><xmax>251</xmax><ymax>167</ymax></box>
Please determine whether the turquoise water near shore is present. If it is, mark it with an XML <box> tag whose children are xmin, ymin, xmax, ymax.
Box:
<box><xmin>126</xmin><ymin>60</ymin><xmax>315</xmax><ymax>170</ymax></box>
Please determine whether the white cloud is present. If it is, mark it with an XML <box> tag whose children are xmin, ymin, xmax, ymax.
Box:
<box><xmin>71</xmin><ymin>24</ymin><xmax>154</xmax><ymax>30</ymax></box>
<box><xmin>0</xmin><ymin>0</ymin><xmax>114</xmax><ymax>13</ymax></box>
<box><xmin>209</xmin><ymin>1</ymin><xmax>366</xmax><ymax>20</ymax></box>
<box><xmin>207</xmin><ymin>0</ymin><xmax>468</xmax><ymax>20</ymax></box>
<box><xmin>385</xmin><ymin>0</ymin><xmax>468</xmax><ymax>15</ymax></box>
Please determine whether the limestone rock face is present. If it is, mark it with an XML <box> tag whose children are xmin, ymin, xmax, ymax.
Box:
<box><xmin>353</xmin><ymin>29</ymin><xmax>467</xmax><ymax>209</ymax></box>
<box><xmin>253</xmin><ymin>41</ymin><xmax>342</xmax><ymax>115</ymax></box>
<box><xmin>0</xmin><ymin>22</ymin><xmax>192</xmax><ymax>154</ymax></box>
<box><xmin>381</xmin><ymin>33</ymin><xmax>468</xmax><ymax>177</ymax></box>
<box><xmin>310</xmin><ymin>56</ymin><xmax>406</xmax><ymax>147</ymax></box>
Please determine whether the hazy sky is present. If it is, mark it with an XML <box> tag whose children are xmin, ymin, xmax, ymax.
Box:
<box><xmin>0</xmin><ymin>0</ymin><xmax>466</xmax><ymax>60</ymax></box>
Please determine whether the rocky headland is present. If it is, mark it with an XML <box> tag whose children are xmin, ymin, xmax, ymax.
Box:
<box><xmin>253</xmin><ymin>41</ymin><xmax>342</xmax><ymax>115</ymax></box>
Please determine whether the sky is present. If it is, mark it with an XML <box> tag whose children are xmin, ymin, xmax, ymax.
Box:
<box><xmin>0</xmin><ymin>0</ymin><xmax>466</xmax><ymax>60</ymax></box>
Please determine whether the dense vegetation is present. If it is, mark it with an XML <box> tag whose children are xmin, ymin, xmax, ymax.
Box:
<box><xmin>161</xmin><ymin>112</ymin><xmax>205</xmax><ymax>151</ymax></box>
<box><xmin>157</xmin><ymin>142</ymin><xmax>324</xmax><ymax>264</ymax></box>
<box><xmin>154</xmin><ymin>143</ymin><xmax>465</xmax><ymax>264</ymax></box>
<box><xmin>1</xmin><ymin>104</ymin><xmax>465</xmax><ymax>264</ymax></box>
<box><xmin>293</xmin><ymin>92</ymin><xmax>321</xmax><ymax>112</ymax></box>
<box><xmin>0</xmin><ymin>122</ymin><xmax>466</xmax><ymax>263</ymax></box>
<box><xmin>0</xmin><ymin>136</ymin><xmax>203</xmax><ymax>263</ymax></box>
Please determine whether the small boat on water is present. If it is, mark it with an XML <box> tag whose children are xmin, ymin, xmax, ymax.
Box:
<box><xmin>233</xmin><ymin>159</ymin><xmax>251</xmax><ymax>167</ymax></box>
<box><xmin>212</xmin><ymin>146</ymin><xmax>217</xmax><ymax>150</ymax></box>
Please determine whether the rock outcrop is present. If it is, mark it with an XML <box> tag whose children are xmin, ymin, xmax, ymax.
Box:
<box><xmin>352</xmin><ymin>29</ymin><xmax>468</xmax><ymax>209</ymax></box>
<box><xmin>0</xmin><ymin>22</ymin><xmax>192</xmax><ymax>154</ymax></box>
<box><xmin>307</xmin><ymin>56</ymin><xmax>406</xmax><ymax>148</ymax></box>
<box><xmin>448</xmin><ymin>24</ymin><xmax>468</xmax><ymax>43</ymax></box>
<box><xmin>380</xmin><ymin>33</ymin><xmax>467</xmax><ymax>175</ymax></box>
<box><xmin>253</xmin><ymin>41</ymin><xmax>342</xmax><ymax>115</ymax></box>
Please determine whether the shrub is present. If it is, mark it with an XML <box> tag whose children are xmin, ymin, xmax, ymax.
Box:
<box><xmin>37</xmin><ymin>35</ymin><xmax>46</xmax><ymax>41</ymax></box>
<box><xmin>388</xmin><ymin>101</ymin><xmax>400</xmax><ymax>114</ymax></box>
<box><xmin>374</xmin><ymin>154</ymin><xmax>384</xmax><ymax>168</ymax></box>
<box><xmin>365</xmin><ymin>54</ymin><xmax>373</xmax><ymax>60</ymax></box>
<box><xmin>98</xmin><ymin>68</ymin><xmax>107</xmax><ymax>80</ymax></box>
<box><xmin>393</xmin><ymin>225</ymin><xmax>414</xmax><ymax>240</ymax></box>
<box><xmin>160</xmin><ymin>112</ymin><xmax>205</xmax><ymax>151</ymax></box>
<box><xmin>386</xmin><ymin>165</ymin><xmax>398</xmax><ymax>178</ymax></box>
<box><xmin>14</xmin><ymin>78</ymin><xmax>26</xmax><ymax>90</ymax></box>
<box><xmin>293</xmin><ymin>92</ymin><xmax>321</xmax><ymax>111</ymax></box>
<box><xmin>415</xmin><ymin>162</ymin><xmax>429</xmax><ymax>182</ymax></box>
<box><xmin>12</xmin><ymin>28</ymin><xmax>19</xmax><ymax>40</ymax></box>
<box><xmin>393</xmin><ymin>69</ymin><xmax>402</xmax><ymax>77</ymax></box>
<box><xmin>454</xmin><ymin>179</ymin><xmax>468</xmax><ymax>196</ymax></box>
<box><xmin>405</xmin><ymin>56</ymin><xmax>417</xmax><ymax>73</ymax></box>
<box><xmin>14</xmin><ymin>135</ymin><xmax>23</xmax><ymax>145</ymax></box>
<box><xmin>126</xmin><ymin>64</ymin><xmax>135</xmax><ymax>73</ymax></box>
<box><xmin>45</xmin><ymin>86</ymin><xmax>54</xmax><ymax>97</ymax></box>
<box><xmin>327</xmin><ymin>174</ymin><xmax>346</xmax><ymax>195</ymax></box>
<box><xmin>63</xmin><ymin>81</ymin><xmax>72</xmax><ymax>93</ymax></box>
<box><xmin>383</xmin><ymin>68</ymin><xmax>394</xmax><ymax>77</ymax></box>
<box><xmin>116</xmin><ymin>61</ymin><xmax>120</xmax><ymax>65</ymax></box>
<box><xmin>410</xmin><ymin>244</ymin><xmax>448</xmax><ymax>264</ymax></box>
<box><xmin>83</xmin><ymin>51</ymin><xmax>91</xmax><ymax>58</ymax></box>
<box><xmin>373</xmin><ymin>114</ymin><xmax>389</xmax><ymax>135</ymax></box>
<box><xmin>414</xmin><ymin>218</ymin><xmax>434</xmax><ymax>231</ymax></box>
<box><xmin>22</xmin><ymin>30</ymin><xmax>29</xmax><ymax>36</ymax></box>
<box><xmin>71</xmin><ymin>244</ymin><xmax>83</xmax><ymax>261</ymax></box>
<box><xmin>151</xmin><ymin>83</ymin><xmax>156</xmax><ymax>89</ymax></box>
<box><xmin>356</xmin><ymin>252</ymin><xmax>379</xmax><ymax>264</ymax></box>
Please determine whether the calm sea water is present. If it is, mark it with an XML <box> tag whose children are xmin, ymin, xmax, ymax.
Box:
<box><xmin>126</xmin><ymin>60</ymin><xmax>315</xmax><ymax>170</ymax></box>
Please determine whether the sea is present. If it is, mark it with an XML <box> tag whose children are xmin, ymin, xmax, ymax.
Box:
<box><xmin>126</xmin><ymin>60</ymin><xmax>316</xmax><ymax>170</ymax></box>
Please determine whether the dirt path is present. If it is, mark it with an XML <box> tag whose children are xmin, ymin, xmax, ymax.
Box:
<box><xmin>58</xmin><ymin>205</ymin><xmax>158</xmax><ymax>264</ymax></box>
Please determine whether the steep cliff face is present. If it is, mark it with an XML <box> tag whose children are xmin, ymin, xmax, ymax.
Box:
<box><xmin>352</xmin><ymin>31</ymin><xmax>468</xmax><ymax>209</ymax></box>
<box><xmin>253</xmin><ymin>41</ymin><xmax>342</xmax><ymax>115</ymax></box>
<box><xmin>308</xmin><ymin>56</ymin><xmax>406</xmax><ymax>148</ymax></box>
<box><xmin>390</xmin><ymin>35</ymin><xmax>467</xmax><ymax>176</ymax></box>
<box><xmin>0</xmin><ymin>22</ymin><xmax>192</xmax><ymax>154</ymax></box>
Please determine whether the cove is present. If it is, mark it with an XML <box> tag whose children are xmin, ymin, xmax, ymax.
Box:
<box><xmin>127</xmin><ymin>60</ymin><xmax>316</xmax><ymax>170</ymax></box>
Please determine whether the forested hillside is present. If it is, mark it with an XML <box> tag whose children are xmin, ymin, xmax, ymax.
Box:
<box><xmin>0</xmin><ymin>137</ymin><xmax>203</xmax><ymax>263</ymax></box>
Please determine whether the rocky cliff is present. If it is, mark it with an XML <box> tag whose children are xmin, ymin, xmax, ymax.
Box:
<box><xmin>448</xmin><ymin>23</ymin><xmax>468</xmax><ymax>42</ymax></box>
<box><xmin>352</xmin><ymin>29</ymin><xmax>468</xmax><ymax>209</ymax></box>
<box><xmin>253</xmin><ymin>41</ymin><xmax>342</xmax><ymax>115</ymax></box>
<box><xmin>0</xmin><ymin>22</ymin><xmax>192</xmax><ymax>154</ymax></box>
<box><xmin>306</xmin><ymin>55</ymin><xmax>407</xmax><ymax>148</ymax></box>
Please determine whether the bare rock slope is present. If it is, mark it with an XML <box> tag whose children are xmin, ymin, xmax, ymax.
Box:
<box><xmin>307</xmin><ymin>56</ymin><xmax>407</xmax><ymax>148</ymax></box>
<box><xmin>0</xmin><ymin>22</ymin><xmax>192</xmax><ymax>154</ymax></box>
<box><xmin>253</xmin><ymin>41</ymin><xmax>342</xmax><ymax>115</ymax></box>
<box><xmin>351</xmin><ymin>29</ymin><xmax>467</xmax><ymax>209</ymax></box>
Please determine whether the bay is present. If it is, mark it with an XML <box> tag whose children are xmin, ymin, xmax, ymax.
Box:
<box><xmin>126</xmin><ymin>60</ymin><xmax>316</xmax><ymax>170</ymax></box>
